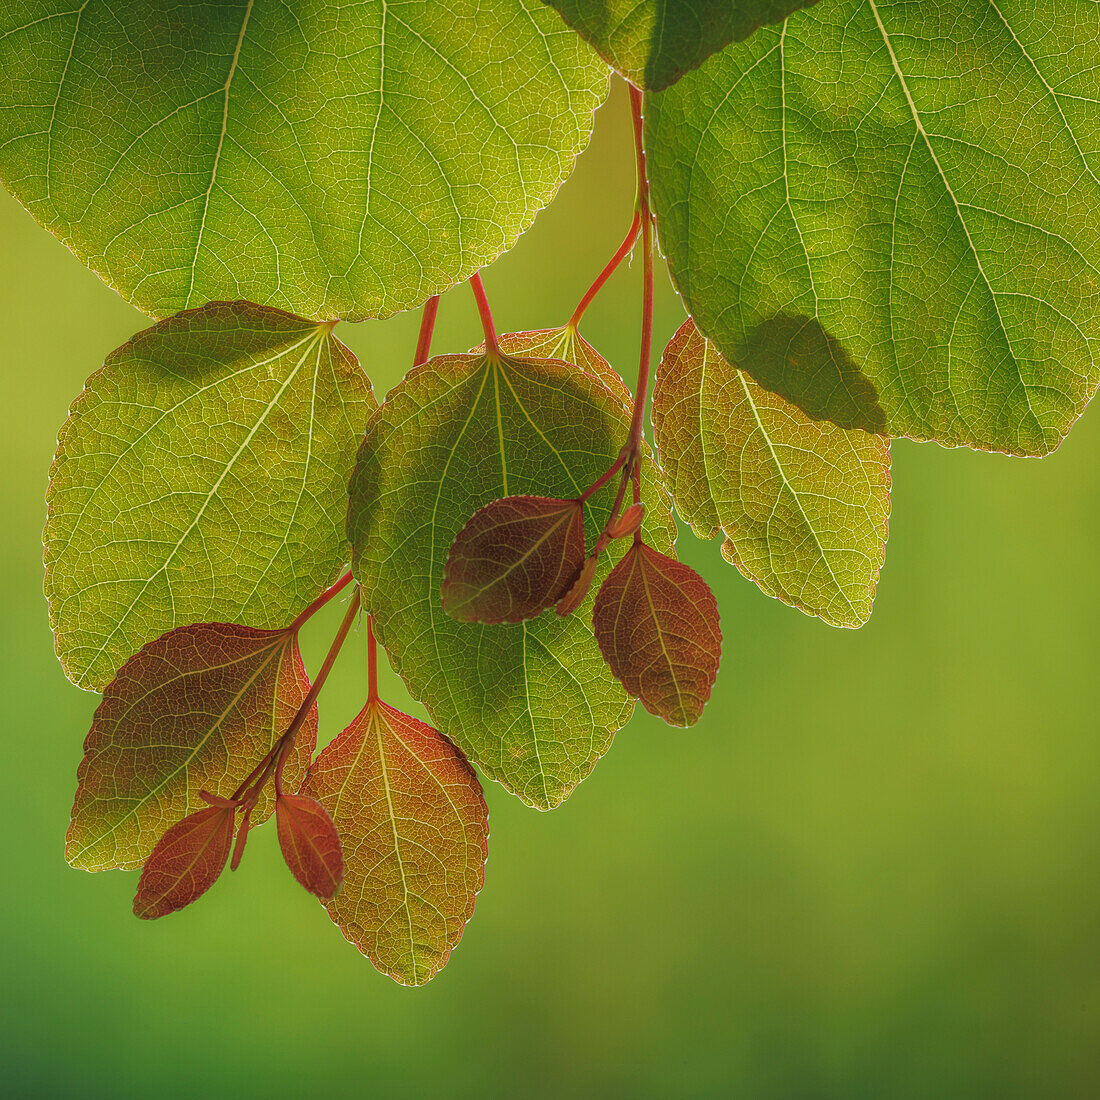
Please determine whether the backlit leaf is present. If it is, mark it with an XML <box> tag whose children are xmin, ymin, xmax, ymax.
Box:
<box><xmin>0</xmin><ymin>0</ymin><xmax>608</xmax><ymax>320</ymax></box>
<box><xmin>646</xmin><ymin>1</ymin><xmax>1100</xmax><ymax>454</ymax></box>
<box><xmin>348</xmin><ymin>351</ymin><xmax>675</xmax><ymax>808</ymax></box>
<box><xmin>443</xmin><ymin>495</ymin><xmax>587</xmax><ymax>623</ymax></box>
<box><xmin>303</xmin><ymin>699</ymin><xmax>488</xmax><ymax>986</ymax></box>
<box><xmin>276</xmin><ymin>793</ymin><xmax>344</xmax><ymax>902</ymax></box>
<box><xmin>653</xmin><ymin>320</ymin><xmax>891</xmax><ymax>627</ymax></box>
<box><xmin>593</xmin><ymin>544</ymin><xmax>721</xmax><ymax>726</ymax></box>
<box><xmin>543</xmin><ymin>0</ymin><xmax>819</xmax><ymax>90</ymax></box>
<box><xmin>66</xmin><ymin>622</ymin><xmax>316</xmax><ymax>872</ymax></box>
<box><xmin>45</xmin><ymin>300</ymin><xmax>374</xmax><ymax>690</ymax></box>
<box><xmin>133</xmin><ymin>805</ymin><xmax>236</xmax><ymax>919</ymax></box>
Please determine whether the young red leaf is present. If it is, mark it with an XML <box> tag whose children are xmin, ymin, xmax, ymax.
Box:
<box><xmin>442</xmin><ymin>495</ymin><xmax>586</xmax><ymax>623</ymax></box>
<box><xmin>66</xmin><ymin>623</ymin><xmax>317</xmax><ymax>872</ymax></box>
<box><xmin>276</xmin><ymin>793</ymin><xmax>344</xmax><ymax>901</ymax></box>
<box><xmin>606</xmin><ymin>502</ymin><xmax>646</xmax><ymax>541</ymax></box>
<box><xmin>556</xmin><ymin>553</ymin><xmax>598</xmax><ymax>617</ymax></box>
<box><xmin>593</xmin><ymin>544</ymin><xmax>722</xmax><ymax>727</ymax></box>
<box><xmin>303</xmin><ymin>699</ymin><xmax>488</xmax><ymax>986</ymax></box>
<box><xmin>132</xmin><ymin>805</ymin><xmax>235</xmax><ymax>919</ymax></box>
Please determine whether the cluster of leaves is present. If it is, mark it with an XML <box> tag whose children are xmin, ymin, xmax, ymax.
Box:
<box><xmin>2</xmin><ymin>0</ymin><xmax>1097</xmax><ymax>983</ymax></box>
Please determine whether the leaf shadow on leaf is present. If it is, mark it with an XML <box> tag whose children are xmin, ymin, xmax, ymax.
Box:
<box><xmin>740</xmin><ymin>313</ymin><xmax>887</xmax><ymax>435</ymax></box>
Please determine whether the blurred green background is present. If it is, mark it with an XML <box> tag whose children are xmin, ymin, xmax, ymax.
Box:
<box><xmin>3</xmin><ymin>82</ymin><xmax>1099</xmax><ymax>1098</ymax></box>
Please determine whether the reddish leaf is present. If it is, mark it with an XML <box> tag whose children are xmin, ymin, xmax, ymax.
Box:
<box><xmin>276</xmin><ymin>793</ymin><xmax>344</xmax><ymax>901</ymax></box>
<box><xmin>66</xmin><ymin>623</ymin><xmax>317</xmax><ymax>872</ymax></box>
<box><xmin>303</xmin><ymin>699</ymin><xmax>488</xmax><ymax>986</ymax></box>
<box><xmin>606</xmin><ymin>502</ymin><xmax>646</xmax><ymax>541</ymax></box>
<box><xmin>556</xmin><ymin>553</ymin><xmax>598</xmax><ymax>617</ymax></box>
<box><xmin>132</xmin><ymin>805</ymin><xmax>235</xmax><ymax>919</ymax></box>
<box><xmin>593</xmin><ymin>544</ymin><xmax>722</xmax><ymax>727</ymax></box>
<box><xmin>442</xmin><ymin>495</ymin><xmax>586</xmax><ymax>623</ymax></box>
<box><xmin>230</xmin><ymin>808</ymin><xmax>253</xmax><ymax>872</ymax></box>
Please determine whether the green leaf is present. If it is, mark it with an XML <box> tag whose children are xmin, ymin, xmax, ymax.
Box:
<box><xmin>348</xmin><ymin>349</ymin><xmax>675</xmax><ymax>809</ymax></box>
<box><xmin>66</xmin><ymin>622</ymin><xmax>316</xmax><ymax>873</ymax></box>
<box><xmin>303</xmin><ymin>699</ymin><xmax>488</xmax><ymax>986</ymax></box>
<box><xmin>653</xmin><ymin>320</ymin><xmax>891</xmax><ymax>627</ymax></box>
<box><xmin>45</xmin><ymin>301</ymin><xmax>374</xmax><ymax>691</ymax></box>
<box><xmin>0</xmin><ymin>1</ymin><xmax>608</xmax><ymax>321</ymax></box>
<box><xmin>542</xmin><ymin>0</ymin><xmax>819</xmax><ymax>90</ymax></box>
<box><xmin>646</xmin><ymin>1</ymin><xmax>1100</xmax><ymax>455</ymax></box>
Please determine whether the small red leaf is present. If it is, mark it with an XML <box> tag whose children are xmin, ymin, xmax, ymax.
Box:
<box><xmin>276</xmin><ymin>793</ymin><xmax>344</xmax><ymax>901</ymax></box>
<box><xmin>593</xmin><ymin>544</ymin><xmax>722</xmax><ymax>726</ymax></box>
<box><xmin>230</xmin><ymin>807</ymin><xmax>253</xmax><ymax>871</ymax></box>
<box><xmin>555</xmin><ymin>553</ymin><xmax>598</xmax><ymax>617</ymax></box>
<box><xmin>606</xmin><ymin>502</ymin><xmax>645</xmax><ymax>540</ymax></box>
<box><xmin>442</xmin><ymin>495</ymin><xmax>586</xmax><ymax>623</ymax></box>
<box><xmin>132</xmin><ymin>806</ymin><xmax>235</xmax><ymax>919</ymax></box>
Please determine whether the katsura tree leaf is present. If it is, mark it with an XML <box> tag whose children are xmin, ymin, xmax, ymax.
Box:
<box><xmin>653</xmin><ymin>319</ymin><xmax>891</xmax><ymax>628</ymax></box>
<box><xmin>276</xmin><ymin>793</ymin><xmax>344</xmax><ymax>902</ymax></box>
<box><xmin>45</xmin><ymin>300</ymin><xmax>374</xmax><ymax>690</ymax></box>
<box><xmin>646</xmin><ymin>1</ymin><xmax>1100</xmax><ymax>455</ymax></box>
<box><xmin>66</xmin><ymin>622</ymin><xmax>316</xmax><ymax>872</ymax></box>
<box><xmin>443</xmin><ymin>496</ymin><xmax>587</xmax><ymax>623</ymax></box>
<box><xmin>543</xmin><ymin>0</ymin><xmax>819</xmax><ymax>90</ymax></box>
<box><xmin>132</xmin><ymin>804</ymin><xmax>236</xmax><ymax>919</ymax></box>
<box><xmin>0</xmin><ymin>1</ymin><xmax>608</xmax><ymax>321</ymax></box>
<box><xmin>593</xmin><ymin>544</ymin><xmax>721</xmax><ymax>726</ymax></box>
<box><xmin>302</xmin><ymin>699</ymin><xmax>488</xmax><ymax>986</ymax></box>
<box><xmin>348</xmin><ymin>350</ymin><xmax>675</xmax><ymax>808</ymax></box>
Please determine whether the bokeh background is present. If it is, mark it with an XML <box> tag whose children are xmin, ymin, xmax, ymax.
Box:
<box><xmin>4</xmin><ymin>81</ymin><xmax>1099</xmax><ymax>1098</ymax></box>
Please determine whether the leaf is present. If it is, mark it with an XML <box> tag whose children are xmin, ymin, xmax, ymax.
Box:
<box><xmin>443</xmin><ymin>495</ymin><xmax>587</xmax><ymax>623</ymax></box>
<box><xmin>652</xmin><ymin>319</ymin><xmax>891</xmax><ymax>627</ymax></box>
<box><xmin>276</xmin><ymin>793</ymin><xmax>344</xmax><ymax>902</ymax></box>
<box><xmin>348</xmin><ymin>350</ymin><xmax>676</xmax><ymax>808</ymax></box>
<box><xmin>45</xmin><ymin>300</ymin><xmax>374</xmax><ymax>690</ymax></box>
<box><xmin>646</xmin><ymin>1</ymin><xmax>1100</xmax><ymax>455</ymax></box>
<box><xmin>66</xmin><ymin>622</ymin><xmax>316</xmax><ymax>872</ymax></box>
<box><xmin>302</xmin><ymin>699</ymin><xmax>488</xmax><ymax>986</ymax></box>
<box><xmin>0</xmin><ymin>1</ymin><xmax>608</xmax><ymax>321</ymax></box>
<box><xmin>593</xmin><ymin>544</ymin><xmax>721</xmax><ymax>726</ymax></box>
<box><xmin>543</xmin><ymin>0</ymin><xmax>819</xmax><ymax>89</ymax></box>
<box><xmin>132</xmin><ymin>804</ymin><xmax>235</xmax><ymax>920</ymax></box>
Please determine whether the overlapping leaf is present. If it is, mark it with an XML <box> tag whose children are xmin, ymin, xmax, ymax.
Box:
<box><xmin>593</xmin><ymin>544</ymin><xmax>721</xmax><ymax>726</ymax></box>
<box><xmin>646</xmin><ymin>1</ymin><xmax>1100</xmax><ymax>454</ymax></box>
<box><xmin>653</xmin><ymin>320</ymin><xmax>891</xmax><ymax>627</ymax></box>
<box><xmin>543</xmin><ymin>0</ymin><xmax>819</xmax><ymax>89</ymax></box>
<box><xmin>303</xmin><ymin>700</ymin><xmax>488</xmax><ymax>986</ymax></box>
<box><xmin>348</xmin><ymin>350</ymin><xmax>675</xmax><ymax>808</ymax></box>
<box><xmin>45</xmin><ymin>301</ymin><xmax>374</xmax><ymax>690</ymax></box>
<box><xmin>66</xmin><ymin>622</ymin><xmax>316</xmax><ymax>872</ymax></box>
<box><xmin>0</xmin><ymin>0</ymin><xmax>608</xmax><ymax>320</ymax></box>
<box><xmin>276</xmin><ymin>793</ymin><xmax>344</xmax><ymax>901</ymax></box>
<box><xmin>132</xmin><ymin>803</ymin><xmax>236</xmax><ymax>919</ymax></box>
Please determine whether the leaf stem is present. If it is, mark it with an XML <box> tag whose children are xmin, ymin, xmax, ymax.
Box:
<box><xmin>578</xmin><ymin>447</ymin><xmax>628</xmax><ymax>504</ymax></box>
<box><xmin>274</xmin><ymin>586</ymin><xmax>362</xmax><ymax>795</ymax></box>
<box><xmin>366</xmin><ymin>614</ymin><xmax>379</xmax><ymax>704</ymax></box>
<box><xmin>627</xmin><ymin>84</ymin><xmax>655</xmax><ymax>463</ymax></box>
<box><xmin>568</xmin><ymin>209</ymin><xmax>642</xmax><ymax>330</ymax></box>
<box><xmin>414</xmin><ymin>294</ymin><xmax>440</xmax><ymax>366</ymax></box>
<box><xmin>469</xmin><ymin>272</ymin><xmax>499</xmax><ymax>355</ymax></box>
<box><xmin>289</xmin><ymin>570</ymin><xmax>354</xmax><ymax>633</ymax></box>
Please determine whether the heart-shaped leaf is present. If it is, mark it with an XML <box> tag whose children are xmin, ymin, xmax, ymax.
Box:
<box><xmin>348</xmin><ymin>350</ymin><xmax>675</xmax><ymax>808</ymax></box>
<box><xmin>593</xmin><ymin>543</ymin><xmax>721</xmax><ymax>726</ymax></box>
<box><xmin>443</xmin><ymin>495</ymin><xmax>587</xmax><ymax>623</ymax></box>
<box><xmin>653</xmin><ymin>320</ymin><xmax>891</xmax><ymax>627</ymax></box>
<box><xmin>543</xmin><ymin>0</ymin><xmax>820</xmax><ymax>89</ymax></box>
<box><xmin>303</xmin><ymin>700</ymin><xmax>488</xmax><ymax>986</ymax></box>
<box><xmin>646</xmin><ymin>1</ymin><xmax>1100</xmax><ymax>454</ymax></box>
<box><xmin>66</xmin><ymin>622</ymin><xmax>316</xmax><ymax>872</ymax></box>
<box><xmin>45</xmin><ymin>300</ymin><xmax>374</xmax><ymax>690</ymax></box>
<box><xmin>132</xmin><ymin>804</ymin><xmax>236</xmax><ymax>920</ymax></box>
<box><xmin>0</xmin><ymin>0</ymin><xmax>608</xmax><ymax>320</ymax></box>
<box><xmin>276</xmin><ymin>793</ymin><xmax>344</xmax><ymax>902</ymax></box>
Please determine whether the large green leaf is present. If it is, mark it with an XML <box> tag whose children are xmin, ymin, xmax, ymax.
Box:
<box><xmin>653</xmin><ymin>319</ymin><xmax>890</xmax><ymax>628</ymax></box>
<box><xmin>543</xmin><ymin>0</ymin><xmax>818</xmax><ymax>89</ymax></box>
<box><xmin>0</xmin><ymin>1</ymin><xmax>608</xmax><ymax>321</ymax></box>
<box><xmin>647</xmin><ymin>1</ymin><xmax>1100</xmax><ymax>455</ymax></box>
<box><xmin>348</xmin><ymin>350</ymin><xmax>675</xmax><ymax>809</ymax></box>
<box><xmin>45</xmin><ymin>301</ymin><xmax>375</xmax><ymax>691</ymax></box>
